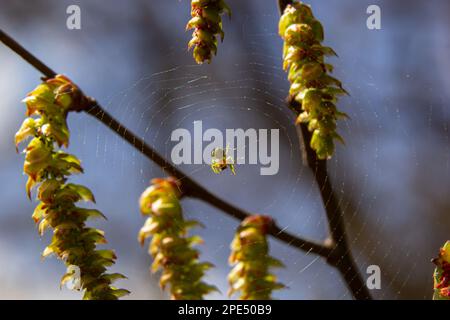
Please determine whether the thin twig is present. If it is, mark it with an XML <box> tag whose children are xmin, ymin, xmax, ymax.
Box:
<box><xmin>0</xmin><ymin>28</ymin><xmax>332</xmax><ymax>261</ymax></box>
<box><xmin>278</xmin><ymin>0</ymin><xmax>372</xmax><ymax>299</ymax></box>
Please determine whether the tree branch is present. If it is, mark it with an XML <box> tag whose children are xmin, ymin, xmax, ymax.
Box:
<box><xmin>0</xmin><ymin>28</ymin><xmax>332</xmax><ymax>262</ymax></box>
<box><xmin>278</xmin><ymin>0</ymin><xmax>372</xmax><ymax>299</ymax></box>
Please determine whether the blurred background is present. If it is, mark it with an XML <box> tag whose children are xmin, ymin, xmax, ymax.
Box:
<box><xmin>0</xmin><ymin>0</ymin><xmax>449</xmax><ymax>299</ymax></box>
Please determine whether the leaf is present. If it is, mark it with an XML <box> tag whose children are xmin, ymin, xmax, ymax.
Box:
<box><xmin>38</xmin><ymin>179</ymin><xmax>61</xmax><ymax>203</ymax></box>
<box><xmin>32</xmin><ymin>202</ymin><xmax>46</xmax><ymax>223</ymax></box>
<box><xmin>15</xmin><ymin>118</ymin><xmax>37</xmax><ymax>151</ymax></box>
<box><xmin>82</xmin><ymin>228</ymin><xmax>107</xmax><ymax>244</ymax></box>
<box><xmin>53</xmin><ymin>152</ymin><xmax>83</xmax><ymax>174</ymax></box>
<box><xmin>78</xmin><ymin>208</ymin><xmax>107</xmax><ymax>221</ymax></box>
<box><xmin>320</xmin><ymin>46</ymin><xmax>338</xmax><ymax>57</ymax></box>
<box><xmin>138</xmin><ymin>218</ymin><xmax>157</xmax><ymax>245</ymax></box>
<box><xmin>41</xmin><ymin>120</ymin><xmax>70</xmax><ymax>148</ymax></box>
<box><xmin>184</xmin><ymin>219</ymin><xmax>205</xmax><ymax>229</ymax></box>
<box><xmin>302</xmin><ymin>89</ymin><xmax>322</xmax><ymax>113</ymax></box>
<box><xmin>103</xmin><ymin>273</ymin><xmax>127</xmax><ymax>283</ymax></box>
<box><xmin>54</xmin><ymin>187</ymin><xmax>81</xmax><ymax>203</ymax></box>
<box><xmin>220</xmin><ymin>0</ymin><xmax>232</xmax><ymax>18</ymax></box>
<box><xmin>54</xmin><ymin>221</ymin><xmax>79</xmax><ymax>233</ymax></box>
<box><xmin>22</xmin><ymin>83</ymin><xmax>55</xmax><ymax>116</ymax></box>
<box><xmin>26</xmin><ymin>176</ymin><xmax>36</xmax><ymax>200</ymax></box>
<box><xmin>322</xmin><ymin>87</ymin><xmax>348</xmax><ymax>97</ymax></box>
<box><xmin>60</xmin><ymin>265</ymin><xmax>82</xmax><ymax>290</ymax></box>
<box><xmin>112</xmin><ymin>288</ymin><xmax>130</xmax><ymax>298</ymax></box>
<box><xmin>96</xmin><ymin>250</ymin><xmax>116</xmax><ymax>261</ymax></box>
<box><xmin>159</xmin><ymin>270</ymin><xmax>173</xmax><ymax>289</ymax></box>
<box><xmin>65</xmin><ymin>184</ymin><xmax>96</xmax><ymax>203</ymax></box>
<box><xmin>333</xmin><ymin>132</ymin><xmax>345</xmax><ymax>145</ymax></box>
<box><xmin>300</xmin><ymin>62</ymin><xmax>324</xmax><ymax>81</ymax></box>
<box><xmin>24</xmin><ymin>138</ymin><xmax>52</xmax><ymax>179</ymax></box>
<box><xmin>268</xmin><ymin>257</ymin><xmax>285</xmax><ymax>268</ymax></box>
<box><xmin>187</xmin><ymin>235</ymin><xmax>204</xmax><ymax>246</ymax></box>
<box><xmin>42</xmin><ymin>245</ymin><xmax>54</xmax><ymax>258</ymax></box>
<box><xmin>151</xmin><ymin>252</ymin><xmax>164</xmax><ymax>273</ymax></box>
<box><xmin>186</xmin><ymin>17</ymin><xmax>206</xmax><ymax>31</ymax></box>
<box><xmin>311</xmin><ymin>20</ymin><xmax>324</xmax><ymax>42</ymax></box>
<box><xmin>60</xmin><ymin>272</ymin><xmax>74</xmax><ymax>288</ymax></box>
<box><xmin>38</xmin><ymin>219</ymin><xmax>50</xmax><ymax>236</ymax></box>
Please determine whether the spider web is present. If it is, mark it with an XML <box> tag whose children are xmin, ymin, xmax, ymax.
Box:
<box><xmin>80</xmin><ymin>47</ymin><xmax>391</xmax><ymax>299</ymax></box>
<box><xmin>4</xmin><ymin>0</ymin><xmax>446</xmax><ymax>300</ymax></box>
<box><xmin>82</xmin><ymin>9</ymin><xmax>445</xmax><ymax>299</ymax></box>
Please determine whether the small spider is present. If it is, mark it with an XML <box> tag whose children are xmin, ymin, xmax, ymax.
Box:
<box><xmin>210</xmin><ymin>145</ymin><xmax>236</xmax><ymax>175</ymax></box>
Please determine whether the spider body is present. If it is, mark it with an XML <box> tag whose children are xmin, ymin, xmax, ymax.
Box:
<box><xmin>210</xmin><ymin>146</ymin><xmax>235</xmax><ymax>175</ymax></box>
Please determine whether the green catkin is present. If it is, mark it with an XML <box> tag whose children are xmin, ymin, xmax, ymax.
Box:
<box><xmin>228</xmin><ymin>215</ymin><xmax>285</xmax><ymax>300</ymax></box>
<box><xmin>279</xmin><ymin>2</ymin><xmax>348</xmax><ymax>159</ymax></box>
<box><xmin>186</xmin><ymin>0</ymin><xmax>231</xmax><ymax>64</ymax></box>
<box><xmin>432</xmin><ymin>241</ymin><xmax>450</xmax><ymax>300</ymax></box>
<box><xmin>138</xmin><ymin>177</ymin><xmax>217</xmax><ymax>299</ymax></box>
<box><xmin>16</xmin><ymin>75</ymin><xmax>129</xmax><ymax>300</ymax></box>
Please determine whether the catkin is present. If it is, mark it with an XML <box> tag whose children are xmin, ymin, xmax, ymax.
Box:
<box><xmin>16</xmin><ymin>75</ymin><xmax>129</xmax><ymax>299</ymax></box>
<box><xmin>279</xmin><ymin>2</ymin><xmax>348</xmax><ymax>159</ymax></box>
<box><xmin>433</xmin><ymin>241</ymin><xmax>450</xmax><ymax>300</ymax></box>
<box><xmin>138</xmin><ymin>177</ymin><xmax>217</xmax><ymax>299</ymax></box>
<box><xmin>228</xmin><ymin>215</ymin><xmax>284</xmax><ymax>300</ymax></box>
<box><xmin>187</xmin><ymin>0</ymin><xmax>231</xmax><ymax>64</ymax></box>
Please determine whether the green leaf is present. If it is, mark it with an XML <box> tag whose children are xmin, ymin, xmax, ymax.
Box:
<box><xmin>96</xmin><ymin>250</ymin><xmax>116</xmax><ymax>260</ymax></box>
<box><xmin>82</xmin><ymin>228</ymin><xmax>107</xmax><ymax>244</ymax></box>
<box><xmin>188</xmin><ymin>235</ymin><xmax>204</xmax><ymax>246</ymax></box>
<box><xmin>15</xmin><ymin>118</ymin><xmax>37</xmax><ymax>150</ymax></box>
<box><xmin>38</xmin><ymin>219</ymin><xmax>51</xmax><ymax>236</ymax></box>
<box><xmin>75</xmin><ymin>208</ymin><xmax>107</xmax><ymax>220</ymax></box>
<box><xmin>42</xmin><ymin>245</ymin><xmax>54</xmax><ymax>258</ymax></box>
<box><xmin>267</xmin><ymin>257</ymin><xmax>285</xmax><ymax>268</ymax></box>
<box><xmin>103</xmin><ymin>273</ymin><xmax>127</xmax><ymax>282</ymax></box>
<box><xmin>184</xmin><ymin>219</ymin><xmax>205</xmax><ymax>229</ymax></box>
<box><xmin>65</xmin><ymin>184</ymin><xmax>96</xmax><ymax>203</ymax></box>
<box><xmin>32</xmin><ymin>202</ymin><xmax>46</xmax><ymax>223</ymax></box>
<box><xmin>112</xmin><ymin>288</ymin><xmax>131</xmax><ymax>298</ymax></box>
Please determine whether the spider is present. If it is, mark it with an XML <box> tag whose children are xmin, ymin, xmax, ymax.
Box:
<box><xmin>210</xmin><ymin>145</ymin><xmax>236</xmax><ymax>175</ymax></box>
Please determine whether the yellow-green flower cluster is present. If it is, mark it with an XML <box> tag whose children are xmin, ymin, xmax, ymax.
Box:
<box><xmin>432</xmin><ymin>241</ymin><xmax>450</xmax><ymax>300</ymax></box>
<box><xmin>228</xmin><ymin>215</ymin><xmax>284</xmax><ymax>300</ymax></box>
<box><xmin>138</xmin><ymin>177</ymin><xmax>216</xmax><ymax>299</ymax></box>
<box><xmin>279</xmin><ymin>2</ymin><xmax>348</xmax><ymax>159</ymax></box>
<box><xmin>16</xmin><ymin>75</ymin><xmax>129</xmax><ymax>300</ymax></box>
<box><xmin>186</xmin><ymin>0</ymin><xmax>231</xmax><ymax>64</ymax></box>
